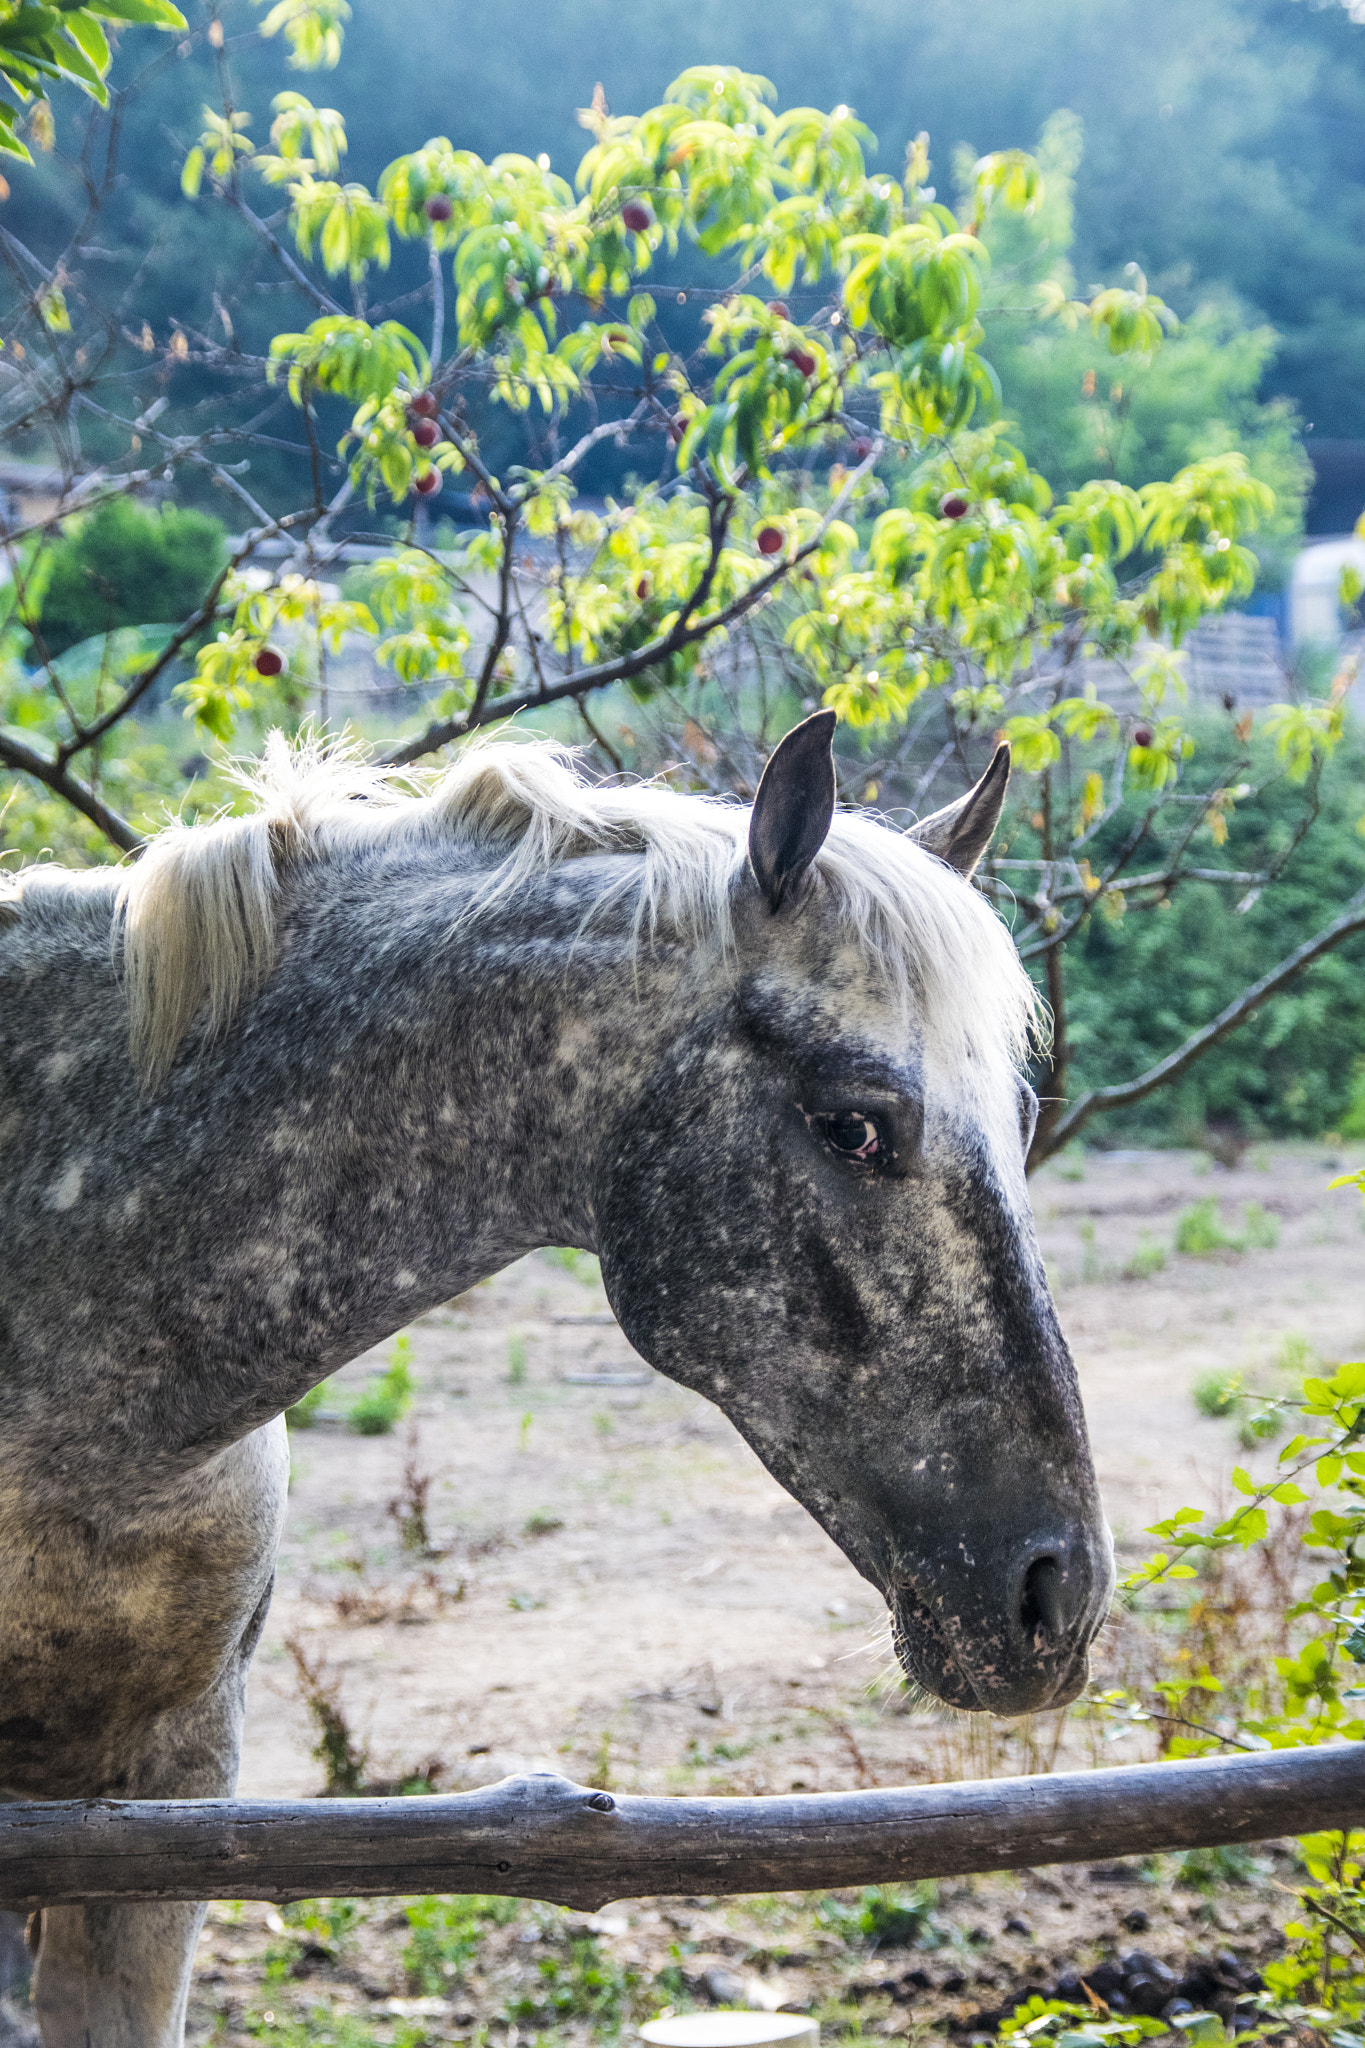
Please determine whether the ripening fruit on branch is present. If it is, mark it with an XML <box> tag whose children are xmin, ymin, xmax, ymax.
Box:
<box><xmin>412</xmin><ymin>418</ymin><xmax>440</xmax><ymax>449</ymax></box>
<box><xmin>767</xmin><ymin>299</ymin><xmax>790</xmax><ymax>320</ymax></box>
<box><xmin>621</xmin><ymin>200</ymin><xmax>653</xmax><ymax>234</ymax></box>
<box><xmin>787</xmin><ymin>346</ymin><xmax>817</xmax><ymax>379</ymax></box>
<box><xmin>1133</xmin><ymin>725</ymin><xmax>1154</xmax><ymax>748</ymax></box>
<box><xmin>424</xmin><ymin>195</ymin><xmax>453</xmax><ymax>222</ymax></box>
<box><xmin>635</xmin><ymin>575</ymin><xmax>651</xmax><ymax>601</ymax></box>
<box><xmin>413</xmin><ymin>468</ymin><xmax>442</xmax><ymax>496</ymax></box>
<box><xmin>254</xmin><ymin>645</ymin><xmax>284</xmax><ymax>677</ymax></box>
<box><xmin>756</xmin><ymin>525</ymin><xmax>784</xmax><ymax>556</ymax></box>
<box><xmin>410</xmin><ymin>390</ymin><xmax>439</xmax><ymax>419</ymax></box>
<box><xmin>939</xmin><ymin>492</ymin><xmax>969</xmax><ymax>520</ymax></box>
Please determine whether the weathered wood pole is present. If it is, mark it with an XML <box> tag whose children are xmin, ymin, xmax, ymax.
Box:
<box><xmin>0</xmin><ymin>1746</ymin><xmax>1360</xmax><ymax>1911</ymax></box>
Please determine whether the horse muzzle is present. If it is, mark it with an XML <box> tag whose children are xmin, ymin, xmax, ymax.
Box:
<box><xmin>888</xmin><ymin>1520</ymin><xmax>1115</xmax><ymax>1716</ymax></box>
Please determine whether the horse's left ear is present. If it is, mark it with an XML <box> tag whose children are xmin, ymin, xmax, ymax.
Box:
<box><xmin>907</xmin><ymin>743</ymin><xmax>1011</xmax><ymax>877</ymax></box>
<box><xmin>748</xmin><ymin>709</ymin><xmax>838</xmax><ymax>912</ymax></box>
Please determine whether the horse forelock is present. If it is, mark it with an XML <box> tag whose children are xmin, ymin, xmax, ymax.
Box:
<box><xmin>4</xmin><ymin>732</ymin><xmax>1042</xmax><ymax>1087</ymax></box>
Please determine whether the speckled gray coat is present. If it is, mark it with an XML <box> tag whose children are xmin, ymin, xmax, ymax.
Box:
<box><xmin>0</xmin><ymin>720</ymin><xmax>1111</xmax><ymax>2045</ymax></box>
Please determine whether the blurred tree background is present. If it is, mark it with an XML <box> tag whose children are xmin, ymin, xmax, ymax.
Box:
<box><xmin>14</xmin><ymin>0</ymin><xmax>1365</xmax><ymax>486</ymax></box>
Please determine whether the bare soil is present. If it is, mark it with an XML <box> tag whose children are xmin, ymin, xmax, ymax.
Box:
<box><xmin>182</xmin><ymin>1142</ymin><xmax>1364</xmax><ymax>2045</ymax></box>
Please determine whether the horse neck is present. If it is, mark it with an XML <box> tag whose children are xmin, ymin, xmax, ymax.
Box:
<box><xmin>120</xmin><ymin>847</ymin><xmax>694</xmax><ymax>1456</ymax></box>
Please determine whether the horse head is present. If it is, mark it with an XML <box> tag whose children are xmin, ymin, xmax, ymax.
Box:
<box><xmin>596</xmin><ymin>713</ymin><xmax>1113</xmax><ymax>1716</ymax></box>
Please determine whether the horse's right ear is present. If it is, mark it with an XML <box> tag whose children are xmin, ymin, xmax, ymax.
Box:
<box><xmin>748</xmin><ymin>709</ymin><xmax>838</xmax><ymax>913</ymax></box>
<box><xmin>907</xmin><ymin>743</ymin><xmax>1011</xmax><ymax>877</ymax></box>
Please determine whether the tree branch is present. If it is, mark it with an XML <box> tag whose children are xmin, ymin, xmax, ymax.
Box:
<box><xmin>0</xmin><ymin>731</ymin><xmax>143</xmax><ymax>853</ymax></box>
<box><xmin>382</xmin><ymin>444</ymin><xmax>882</xmax><ymax>768</ymax></box>
<box><xmin>1034</xmin><ymin>888</ymin><xmax>1365</xmax><ymax>1164</ymax></box>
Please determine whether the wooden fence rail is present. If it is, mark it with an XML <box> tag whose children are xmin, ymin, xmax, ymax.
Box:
<box><xmin>1</xmin><ymin>1745</ymin><xmax>1361</xmax><ymax>1912</ymax></box>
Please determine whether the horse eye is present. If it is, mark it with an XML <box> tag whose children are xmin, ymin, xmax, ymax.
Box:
<box><xmin>823</xmin><ymin>1113</ymin><xmax>881</xmax><ymax>1161</ymax></box>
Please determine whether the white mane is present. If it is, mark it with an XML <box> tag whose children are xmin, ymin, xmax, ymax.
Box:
<box><xmin>1</xmin><ymin>734</ymin><xmax>1041</xmax><ymax>1086</ymax></box>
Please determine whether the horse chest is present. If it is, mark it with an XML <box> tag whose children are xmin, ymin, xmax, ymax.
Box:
<box><xmin>0</xmin><ymin>1423</ymin><xmax>287</xmax><ymax>1797</ymax></box>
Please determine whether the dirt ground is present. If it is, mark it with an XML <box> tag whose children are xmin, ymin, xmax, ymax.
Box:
<box><xmin>239</xmin><ymin>1140</ymin><xmax>1365</xmax><ymax>1804</ymax></box>
<box><xmin>178</xmin><ymin>1141</ymin><xmax>1365</xmax><ymax>2045</ymax></box>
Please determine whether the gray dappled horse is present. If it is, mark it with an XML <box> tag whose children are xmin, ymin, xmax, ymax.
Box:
<box><xmin>0</xmin><ymin>713</ymin><xmax>1112</xmax><ymax>2045</ymax></box>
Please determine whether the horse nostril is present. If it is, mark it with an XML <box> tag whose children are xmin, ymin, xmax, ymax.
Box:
<box><xmin>1020</xmin><ymin>1555</ymin><xmax>1064</xmax><ymax>1639</ymax></box>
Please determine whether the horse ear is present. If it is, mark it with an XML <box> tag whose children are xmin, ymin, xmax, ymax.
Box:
<box><xmin>907</xmin><ymin>743</ymin><xmax>1011</xmax><ymax>877</ymax></box>
<box><xmin>748</xmin><ymin>709</ymin><xmax>838</xmax><ymax>912</ymax></box>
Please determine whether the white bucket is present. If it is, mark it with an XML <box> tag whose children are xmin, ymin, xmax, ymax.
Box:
<box><xmin>640</xmin><ymin>2016</ymin><xmax>818</xmax><ymax>2048</ymax></box>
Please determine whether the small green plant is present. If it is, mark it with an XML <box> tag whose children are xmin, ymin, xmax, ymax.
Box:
<box><xmin>996</xmin><ymin>1995</ymin><xmax>1167</xmax><ymax>2048</ymax></box>
<box><xmin>1175</xmin><ymin>1198</ymin><xmax>1239</xmax><ymax>1255</ymax></box>
<box><xmin>507</xmin><ymin>1332</ymin><xmax>527</xmax><ymax>1385</ymax></box>
<box><xmin>587</xmin><ymin>1729</ymin><xmax>613</xmax><ymax>1790</ymax></box>
<box><xmin>1123</xmin><ymin>1232</ymin><xmax>1167</xmax><ymax>1280</ymax></box>
<box><xmin>518</xmin><ymin>1409</ymin><xmax>533</xmax><ymax>1449</ymax></box>
<box><xmin>1175</xmin><ymin>1842</ymin><xmax>1261</xmax><ymax>1892</ymax></box>
<box><xmin>1055</xmin><ymin>1145</ymin><xmax>1086</xmax><ymax>1183</ymax></box>
<box><xmin>1176</xmin><ymin>1199</ymin><xmax>1281</xmax><ymax>1258</ymax></box>
<box><xmin>1241</xmin><ymin>1201</ymin><xmax>1280</xmax><ymax>1250</ymax></box>
<box><xmin>403</xmin><ymin>1894</ymin><xmax>520</xmax><ymax>1994</ymax></box>
<box><xmin>508</xmin><ymin>1588</ymin><xmax>546</xmax><ymax>1610</ymax></box>
<box><xmin>818</xmin><ymin>1882</ymin><xmax>944</xmax><ymax>1950</ymax></box>
<box><xmin>1238</xmin><ymin>1404</ymin><xmax>1282</xmax><ymax>1451</ymax></box>
<box><xmin>386</xmin><ymin>1431</ymin><xmax>433</xmax><ymax>1554</ymax></box>
<box><xmin>1192</xmin><ymin>1369</ymin><xmax>1242</xmax><ymax>1419</ymax></box>
<box><xmin>544</xmin><ymin>1247</ymin><xmax>604</xmax><ymax>1287</ymax></box>
<box><xmin>523</xmin><ymin>1511</ymin><xmax>564</xmax><ymax>1537</ymax></box>
<box><xmin>348</xmin><ymin>1335</ymin><xmax>414</xmax><ymax>1435</ymax></box>
<box><xmin>505</xmin><ymin>1933</ymin><xmax>641</xmax><ymax>2028</ymax></box>
<box><xmin>284</xmin><ymin>1636</ymin><xmax>368</xmax><ymax>1796</ymax></box>
<box><xmin>286</xmin><ymin>1376</ymin><xmax>333</xmax><ymax>1429</ymax></box>
<box><xmin>1276</xmin><ymin>1332</ymin><xmax>1320</xmax><ymax>1377</ymax></box>
<box><xmin>1078</xmin><ymin>1217</ymin><xmax>1103</xmax><ymax>1283</ymax></box>
<box><xmin>244</xmin><ymin>2005</ymin><xmax>424</xmax><ymax>2046</ymax></box>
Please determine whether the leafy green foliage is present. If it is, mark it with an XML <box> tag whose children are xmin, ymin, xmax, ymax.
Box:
<box><xmin>0</xmin><ymin>0</ymin><xmax>184</xmax><ymax>160</ymax></box>
<box><xmin>1054</xmin><ymin>722</ymin><xmax>1365</xmax><ymax>1143</ymax></box>
<box><xmin>997</xmin><ymin>1995</ymin><xmax>1167</xmax><ymax>2048</ymax></box>
<box><xmin>33</xmin><ymin>498</ymin><xmax>227</xmax><ymax>659</ymax></box>
<box><xmin>1096</xmin><ymin>1333</ymin><xmax>1365</xmax><ymax>2040</ymax></box>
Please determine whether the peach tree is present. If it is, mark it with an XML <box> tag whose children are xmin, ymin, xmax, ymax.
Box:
<box><xmin>1</xmin><ymin>0</ymin><xmax>1361</xmax><ymax>1163</ymax></box>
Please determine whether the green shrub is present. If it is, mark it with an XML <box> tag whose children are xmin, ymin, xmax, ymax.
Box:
<box><xmin>1123</xmin><ymin>1234</ymin><xmax>1167</xmax><ymax>1280</ymax></box>
<box><xmin>1176</xmin><ymin>1198</ymin><xmax>1281</xmax><ymax>1257</ymax></box>
<box><xmin>35</xmin><ymin>496</ymin><xmax>227</xmax><ymax>658</ymax></box>
<box><xmin>1192</xmin><ymin>1369</ymin><xmax>1242</xmax><ymax>1419</ymax></box>
<box><xmin>347</xmin><ymin>1335</ymin><xmax>414</xmax><ymax>1435</ymax></box>
<box><xmin>1175</xmin><ymin>1198</ymin><xmax>1239</xmax><ymax>1254</ymax></box>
